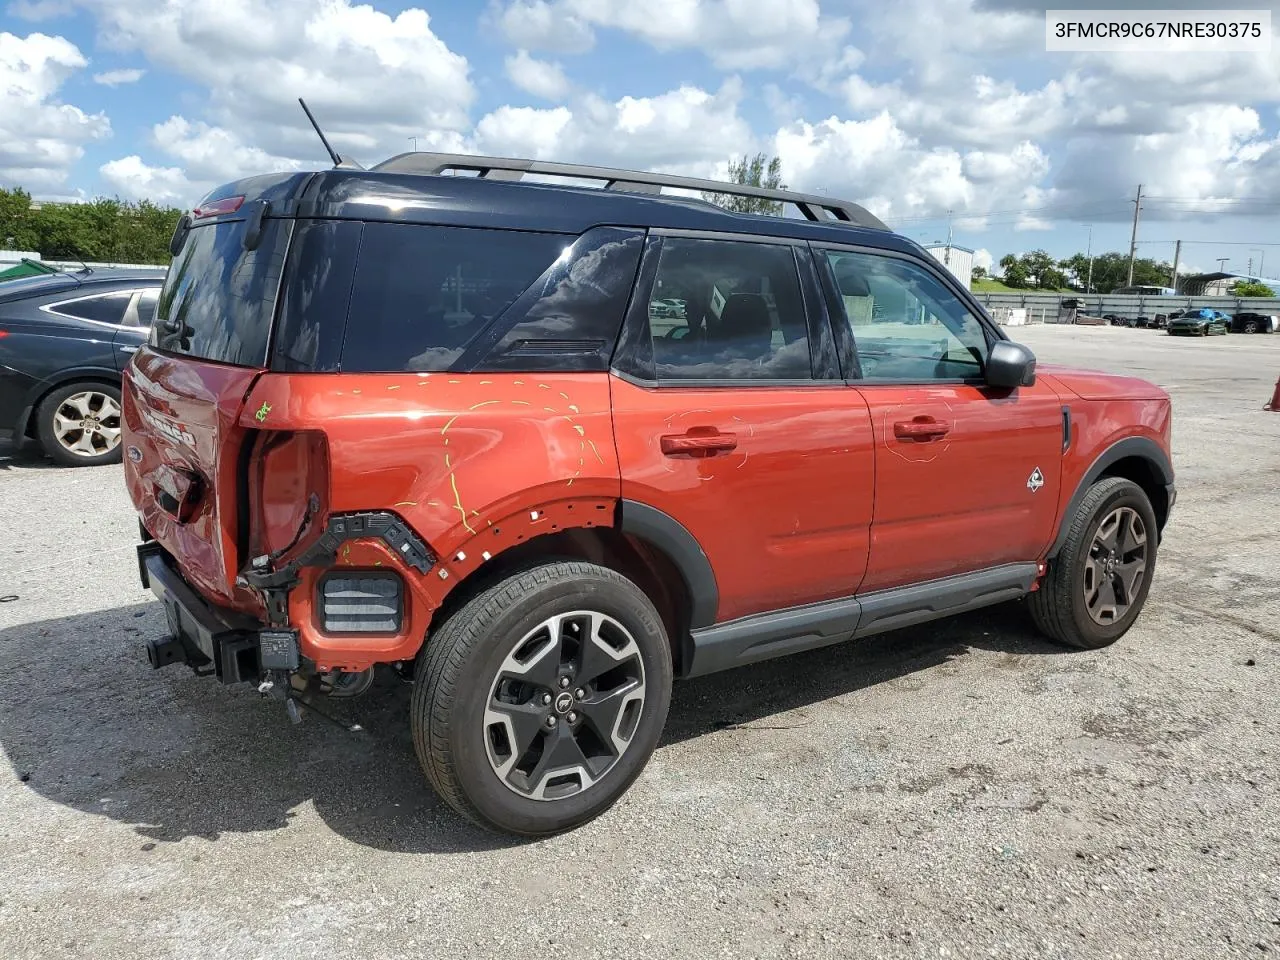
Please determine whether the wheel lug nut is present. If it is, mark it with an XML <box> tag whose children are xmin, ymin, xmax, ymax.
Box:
<box><xmin>574</xmin><ymin>688</ymin><xmax>585</xmax><ymax>699</ymax></box>
<box><xmin>567</xmin><ymin>712</ymin><xmax>578</xmax><ymax>723</ymax></box>
<box><xmin>546</xmin><ymin>716</ymin><xmax>557</xmax><ymax>728</ymax></box>
<box><xmin>559</xmin><ymin>677</ymin><xmax>570</xmax><ymax>688</ymax></box>
<box><xmin>542</xmin><ymin>693</ymin><xmax>552</xmax><ymax>705</ymax></box>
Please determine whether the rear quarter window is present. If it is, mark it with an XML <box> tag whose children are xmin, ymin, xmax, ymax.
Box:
<box><xmin>339</xmin><ymin>222</ymin><xmax>566</xmax><ymax>373</ymax></box>
<box><xmin>152</xmin><ymin>218</ymin><xmax>292</xmax><ymax>367</ymax></box>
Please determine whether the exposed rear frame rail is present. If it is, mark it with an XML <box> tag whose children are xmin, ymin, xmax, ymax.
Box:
<box><xmin>371</xmin><ymin>152</ymin><xmax>889</xmax><ymax>231</ymax></box>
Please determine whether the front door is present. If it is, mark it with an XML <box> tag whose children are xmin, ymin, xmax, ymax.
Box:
<box><xmin>813</xmin><ymin>246</ymin><xmax>1064</xmax><ymax>593</ymax></box>
<box><xmin>610</xmin><ymin>233</ymin><xmax>876</xmax><ymax>625</ymax></box>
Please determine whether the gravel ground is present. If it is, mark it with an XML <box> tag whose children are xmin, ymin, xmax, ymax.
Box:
<box><xmin>1</xmin><ymin>324</ymin><xmax>1278</xmax><ymax>960</ymax></box>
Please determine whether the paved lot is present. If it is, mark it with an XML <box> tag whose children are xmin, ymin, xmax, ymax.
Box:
<box><xmin>1</xmin><ymin>325</ymin><xmax>1278</xmax><ymax>960</ymax></box>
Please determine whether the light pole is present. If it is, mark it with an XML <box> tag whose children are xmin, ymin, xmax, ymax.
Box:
<box><xmin>409</xmin><ymin>136</ymin><xmax>418</xmax><ymax>151</ymax></box>
<box><xmin>1083</xmin><ymin>223</ymin><xmax>1093</xmax><ymax>292</ymax></box>
<box><xmin>1249</xmin><ymin>248</ymin><xmax>1264</xmax><ymax>278</ymax></box>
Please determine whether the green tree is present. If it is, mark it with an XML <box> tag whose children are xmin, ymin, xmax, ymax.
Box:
<box><xmin>1231</xmin><ymin>279</ymin><xmax>1275</xmax><ymax>297</ymax></box>
<box><xmin>703</xmin><ymin>153</ymin><xmax>786</xmax><ymax>216</ymax></box>
<box><xmin>0</xmin><ymin>188</ymin><xmax>184</xmax><ymax>264</ymax></box>
<box><xmin>971</xmin><ymin>265</ymin><xmax>987</xmax><ymax>281</ymax></box>
<box><xmin>998</xmin><ymin>253</ymin><xmax>1029</xmax><ymax>288</ymax></box>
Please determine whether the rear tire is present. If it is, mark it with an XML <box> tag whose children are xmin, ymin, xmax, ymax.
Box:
<box><xmin>35</xmin><ymin>382</ymin><xmax>123</xmax><ymax>467</ymax></box>
<box><xmin>1029</xmin><ymin>477</ymin><xmax>1159</xmax><ymax>650</ymax></box>
<box><xmin>411</xmin><ymin>561</ymin><xmax>673</xmax><ymax>836</ymax></box>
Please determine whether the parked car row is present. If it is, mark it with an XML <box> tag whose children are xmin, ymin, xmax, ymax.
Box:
<box><xmin>1105</xmin><ymin>308</ymin><xmax>1278</xmax><ymax>336</ymax></box>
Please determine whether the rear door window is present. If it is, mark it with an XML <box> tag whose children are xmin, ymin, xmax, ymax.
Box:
<box><xmin>152</xmin><ymin>218</ymin><xmax>292</xmax><ymax>367</ymax></box>
<box><xmin>645</xmin><ymin>237</ymin><xmax>813</xmax><ymax>380</ymax></box>
<box><xmin>340</xmin><ymin>222</ymin><xmax>565</xmax><ymax>373</ymax></box>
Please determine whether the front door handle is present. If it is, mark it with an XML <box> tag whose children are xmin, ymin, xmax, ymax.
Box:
<box><xmin>893</xmin><ymin>417</ymin><xmax>951</xmax><ymax>441</ymax></box>
<box><xmin>660</xmin><ymin>430</ymin><xmax>738</xmax><ymax>457</ymax></box>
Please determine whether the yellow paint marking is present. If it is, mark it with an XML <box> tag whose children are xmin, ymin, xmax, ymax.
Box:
<box><xmin>568</xmin><ymin>404</ymin><xmax>580</xmax><ymax>413</ymax></box>
<box><xmin>418</xmin><ymin>381</ymin><xmax>429</xmax><ymax>386</ymax></box>
<box><xmin>587</xmin><ymin>440</ymin><xmax>605</xmax><ymax>464</ymax></box>
<box><xmin>573</xmin><ymin>425</ymin><xmax>585</xmax><ymax>435</ymax></box>
<box><xmin>480</xmin><ymin>380</ymin><xmax>493</xmax><ymax>385</ymax></box>
<box><xmin>449</xmin><ymin>474</ymin><xmax>476</xmax><ymax>534</ymax></box>
<box><xmin>468</xmin><ymin>400</ymin><xmax>501</xmax><ymax>411</ymax></box>
<box><xmin>387</xmin><ymin>385</ymin><xmax>400</xmax><ymax>391</ymax></box>
<box><xmin>544</xmin><ymin>406</ymin><xmax>557</xmax><ymax>413</ymax></box>
<box><xmin>448</xmin><ymin>379</ymin><xmax>461</xmax><ymax>384</ymax></box>
<box><xmin>512</xmin><ymin>400</ymin><xmax>531</xmax><ymax>406</ymax></box>
<box><xmin>351</xmin><ymin>388</ymin><xmax>361</xmax><ymax>394</ymax></box>
<box><xmin>538</xmin><ymin>383</ymin><xmax>550</xmax><ymax>389</ymax></box>
<box><xmin>514</xmin><ymin>380</ymin><xmax>524</xmax><ymax>385</ymax></box>
<box><xmin>445</xmin><ymin>452</ymin><xmax>452</xmax><ymax>469</ymax></box>
<box><xmin>441</xmin><ymin>414</ymin><xmax>460</xmax><ymax>435</ymax></box>
<box><xmin>559</xmin><ymin>392</ymin><xmax>570</xmax><ymax>400</ymax></box>
<box><xmin>394</xmin><ymin>500</ymin><xmax>418</xmax><ymax>507</ymax></box>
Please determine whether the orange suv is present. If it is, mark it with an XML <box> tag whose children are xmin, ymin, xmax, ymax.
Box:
<box><xmin>124</xmin><ymin>154</ymin><xmax>1174</xmax><ymax>835</ymax></box>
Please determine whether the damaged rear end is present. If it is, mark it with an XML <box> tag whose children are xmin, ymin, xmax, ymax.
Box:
<box><xmin>123</xmin><ymin>169</ymin><xmax>625</xmax><ymax>711</ymax></box>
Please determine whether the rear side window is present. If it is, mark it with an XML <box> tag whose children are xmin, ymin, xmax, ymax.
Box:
<box><xmin>340</xmin><ymin>223</ymin><xmax>565</xmax><ymax>373</ymax></box>
<box><xmin>152</xmin><ymin>219</ymin><xmax>292</xmax><ymax>367</ymax></box>
<box><xmin>646</xmin><ymin>237</ymin><xmax>813</xmax><ymax>380</ymax></box>
<box><xmin>49</xmin><ymin>292</ymin><xmax>131</xmax><ymax>325</ymax></box>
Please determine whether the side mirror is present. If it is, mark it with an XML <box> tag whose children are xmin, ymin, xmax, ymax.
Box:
<box><xmin>986</xmin><ymin>340</ymin><xmax>1036</xmax><ymax>388</ymax></box>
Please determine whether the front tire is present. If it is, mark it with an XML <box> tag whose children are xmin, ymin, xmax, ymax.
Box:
<box><xmin>411</xmin><ymin>561</ymin><xmax>673</xmax><ymax>836</ymax></box>
<box><xmin>35</xmin><ymin>382</ymin><xmax>123</xmax><ymax>467</ymax></box>
<box><xmin>1029</xmin><ymin>477</ymin><xmax>1159</xmax><ymax>650</ymax></box>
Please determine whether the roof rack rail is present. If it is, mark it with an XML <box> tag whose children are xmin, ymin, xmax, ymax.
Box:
<box><xmin>370</xmin><ymin>152</ymin><xmax>889</xmax><ymax>231</ymax></box>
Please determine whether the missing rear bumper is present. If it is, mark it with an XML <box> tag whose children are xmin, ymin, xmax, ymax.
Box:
<box><xmin>137</xmin><ymin>541</ymin><xmax>264</xmax><ymax>685</ymax></box>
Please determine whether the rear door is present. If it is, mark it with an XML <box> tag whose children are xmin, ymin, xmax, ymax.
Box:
<box><xmin>610</xmin><ymin>232</ymin><xmax>876</xmax><ymax>625</ymax></box>
<box><xmin>814</xmin><ymin>246</ymin><xmax>1064</xmax><ymax>593</ymax></box>
<box><xmin>123</xmin><ymin>212</ymin><xmax>293</xmax><ymax>606</ymax></box>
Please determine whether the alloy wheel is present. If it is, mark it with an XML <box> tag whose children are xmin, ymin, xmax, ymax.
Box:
<box><xmin>483</xmin><ymin>611</ymin><xmax>646</xmax><ymax>801</ymax></box>
<box><xmin>52</xmin><ymin>391</ymin><xmax>122</xmax><ymax>459</ymax></box>
<box><xmin>1083</xmin><ymin>506</ymin><xmax>1147</xmax><ymax>625</ymax></box>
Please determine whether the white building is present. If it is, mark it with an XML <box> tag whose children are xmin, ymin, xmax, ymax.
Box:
<box><xmin>923</xmin><ymin>243</ymin><xmax>974</xmax><ymax>291</ymax></box>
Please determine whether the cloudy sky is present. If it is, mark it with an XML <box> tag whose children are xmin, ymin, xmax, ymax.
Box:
<box><xmin>4</xmin><ymin>0</ymin><xmax>1280</xmax><ymax>276</ymax></box>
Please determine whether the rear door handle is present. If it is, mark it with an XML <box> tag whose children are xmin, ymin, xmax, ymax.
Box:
<box><xmin>119</xmin><ymin>346</ymin><xmax>139</xmax><ymax>354</ymax></box>
<box><xmin>660</xmin><ymin>430</ymin><xmax>738</xmax><ymax>457</ymax></box>
<box><xmin>893</xmin><ymin>418</ymin><xmax>951</xmax><ymax>441</ymax></box>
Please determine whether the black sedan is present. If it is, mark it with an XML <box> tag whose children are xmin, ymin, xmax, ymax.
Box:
<box><xmin>0</xmin><ymin>267</ymin><xmax>166</xmax><ymax>466</ymax></box>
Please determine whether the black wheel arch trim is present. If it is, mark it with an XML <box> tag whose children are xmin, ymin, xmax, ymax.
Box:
<box><xmin>618</xmin><ymin>499</ymin><xmax>719</xmax><ymax>629</ymax></box>
<box><xmin>1048</xmin><ymin>436</ymin><xmax>1174</xmax><ymax>559</ymax></box>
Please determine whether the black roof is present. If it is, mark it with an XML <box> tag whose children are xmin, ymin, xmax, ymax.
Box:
<box><xmin>200</xmin><ymin>163</ymin><xmax>925</xmax><ymax>259</ymax></box>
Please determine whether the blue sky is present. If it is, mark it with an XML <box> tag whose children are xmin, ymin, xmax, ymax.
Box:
<box><xmin>4</xmin><ymin>0</ymin><xmax>1280</xmax><ymax>277</ymax></box>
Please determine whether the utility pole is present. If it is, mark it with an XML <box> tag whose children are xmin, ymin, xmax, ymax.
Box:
<box><xmin>1125</xmin><ymin>184</ymin><xmax>1143</xmax><ymax>287</ymax></box>
<box><xmin>944</xmin><ymin>209</ymin><xmax>953</xmax><ymax>266</ymax></box>
<box><xmin>1170</xmin><ymin>239</ymin><xmax>1181</xmax><ymax>293</ymax></box>
<box><xmin>1217</xmin><ymin>257</ymin><xmax>1229</xmax><ymax>272</ymax></box>
<box><xmin>1084</xmin><ymin>223</ymin><xmax>1094</xmax><ymax>292</ymax></box>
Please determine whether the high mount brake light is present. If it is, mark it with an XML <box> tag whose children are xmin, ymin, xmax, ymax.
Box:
<box><xmin>192</xmin><ymin>196</ymin><xmax>245</xmax><ymax>219</ymax></box>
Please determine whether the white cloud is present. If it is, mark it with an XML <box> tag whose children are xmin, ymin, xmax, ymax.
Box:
<box><xmin>89</xmin><ymin>0</ymin><xmax>473</xmax><ymax>166</ymax></box>
<box><xmin>472</xmin><ymin>79</ymin><xmax>753</xmax><ymax>174</ymax></box>
<box><xmin>99</xmin><ymin>155</ymin><xmax>192</xmax><ymax>204</ymax></box>
<box><xmin>974</xmin><ymin>248</ymin><xmax>993</xmax><ymax>271</ymax></box>
<box><xmin>492</xmin><ymin>0</ymin><xmax>848</xmax><ymax>69</ymax></box>
<box><xmin>151</xmin><ymin>116</ymin><xmax>303</xmax><ymax>183</ymax></box>
<box><xmin>92</xmin><ymin>67</ymin><xmax>144</xmax><ymax>86</ymax></box>
<box><xmin>0</xmin><ymin>31</ymin><xmax>109</xmax><ymax>192</ymax></box>
<box><xmin>493</xmin><ymin>0</ymin><xmax>595</xmax><ymax>53</ymax></box>
<box><xmin>505</xmin><ymin>49</ymin><xmax>570</xmax><ymax>100</ymax></box>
